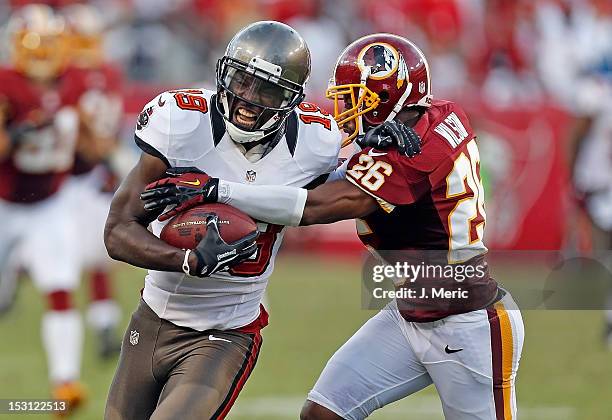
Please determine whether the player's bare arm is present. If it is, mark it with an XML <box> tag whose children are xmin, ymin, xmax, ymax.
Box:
<box><xmin>104</xmin><ymin>152</ymin><xmax>190</xmax><ymax>271</ymax></box>
<box><xmin>106</xmin><ymin>151</ymin><xmax>258</xmax><ymax>277</ymax></box>
<box><xmin>300</xmin><ymin>179</ymin><xmax>378</xmax><ymax>225</ymax></box>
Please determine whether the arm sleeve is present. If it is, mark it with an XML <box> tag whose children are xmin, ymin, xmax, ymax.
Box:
<box><xmin>218</xmin><ymin>180</ymin><xmax>308</xmax><ymax>226</ymax></box>
<box><xmin>327</xmin><ymin>158</ymin><xmax>349</xmax><ymax>182</ymax></box>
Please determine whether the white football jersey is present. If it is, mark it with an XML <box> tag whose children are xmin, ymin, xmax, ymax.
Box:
<box><xmin>135</xmin><ymin>88</ymin><xmax>341</xmax><ymax>331</ymax></box>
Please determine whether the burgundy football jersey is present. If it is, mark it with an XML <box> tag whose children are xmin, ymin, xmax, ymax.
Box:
<box><xmin>0</xmin><ymin>67</ymin><xmax>79</xmax><ymax>203</ymax></box>
<box><xmin>346</xmin><ymin>99</ymin><xmax>498</xmax><ymax>321</ymax></box>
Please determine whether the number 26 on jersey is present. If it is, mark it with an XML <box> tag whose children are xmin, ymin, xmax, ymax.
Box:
<box><xmin>346</xmin><ymin>154</ymin><xmax>393</xmax><ymax>191</ymax></box>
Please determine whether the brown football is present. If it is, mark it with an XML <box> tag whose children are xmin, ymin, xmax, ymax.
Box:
<box><xmin>160</xmin><ymin>203</ymin><xmax>258</xmax><ymax>249</ymax></box>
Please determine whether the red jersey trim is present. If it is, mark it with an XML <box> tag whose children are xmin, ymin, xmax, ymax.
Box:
<box><xmin>235</xmin><ymin>304</ymin><xmax>269</xmax><ymax>334</ymax></box>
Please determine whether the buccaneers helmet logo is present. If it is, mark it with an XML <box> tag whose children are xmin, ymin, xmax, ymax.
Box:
<box><xmin>245</xmin><ymin>170</ymin><xmax>257</xmax><ymax>183</ymax></box>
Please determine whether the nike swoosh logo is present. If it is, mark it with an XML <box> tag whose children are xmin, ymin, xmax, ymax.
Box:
<box><xmin>445</xmin><ymin>345</ymin><xmax>463</xmax><ymax>354</ymax></box>
<box><xmin>368</xmin><ymin>150</ymin><xmax>387</xmax><ymax>157</ymax></box>
<box><xmin>180</xmin><ymin>179</ymin><xmax>201</xmax><ymax>186</ymax></box>
<box><xmin>209</xmin><ymin>334</ymin><xmax>231</xmax><ymax>343</ymax></box>
<box><xmin>206</xmin><ymin>184</ymin><xmax>216</xmax><ymax>198</ymax></box>
<box><xmin>158</xmin><ymin>96</ymin><xmax>166</xmax><ymax>107</ymax></box>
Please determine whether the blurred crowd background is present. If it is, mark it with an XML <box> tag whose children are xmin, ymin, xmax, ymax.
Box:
<box><xmin>3</xmin><ymin>0</ymin><xmax>612</xmax><ymax>253</ymax></box>
<box><xmin>3</xmin><ymin>0</ymin><xmax>610</xmax><ymax>103</ymax></box>
<box><xmin>3</xmin><ymin>0</ymin><xmax>611</xmax><ymax>103</ymax></box>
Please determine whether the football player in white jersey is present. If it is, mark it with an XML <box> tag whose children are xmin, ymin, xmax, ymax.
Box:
<box><xmin>103</xmin><ymin>21</ymin><xmax>344</xmax><ymax>419</ymax></box>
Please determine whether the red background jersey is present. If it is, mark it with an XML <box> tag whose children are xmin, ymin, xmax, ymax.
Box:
<box><xmin>0</xmin><ymin>67</ymin><xmax>80</xmax><ymax>203</ymax></box>
<box><xmin>62</xmin><ymin>64</ymin><xmax>124</xmax><ymax>176</ymax></box>
<box><xmin>346</xmin><ymin>99</ymin><xmax>498</xmax><ymax>321</ymax></box>
<box><xmin>64</xmin><ymin>63</ymin><xmax>123</xmax><ymax>175</ymax></box>
<box><xmin>61</xmin><ymin>63</ymin><xmax>123</xmax><ymax>106</ymax></box>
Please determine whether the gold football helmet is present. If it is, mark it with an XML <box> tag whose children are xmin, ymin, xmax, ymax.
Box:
<box><xmin>8</xmin><ymin>4</ymin><xmax>69</xmax><ymax>81</ymax></box>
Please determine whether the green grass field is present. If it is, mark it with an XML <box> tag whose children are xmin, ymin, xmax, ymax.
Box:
<box><xmin>0</xmin><ymin>255</ymin><xmax>610</xmax><ymax>419</ymax></box>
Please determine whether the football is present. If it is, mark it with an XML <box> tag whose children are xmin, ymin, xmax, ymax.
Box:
<box><xmin>160</xmin><ymin>203</ymin><xmax>258</xmax><ymax>249</ymax></box>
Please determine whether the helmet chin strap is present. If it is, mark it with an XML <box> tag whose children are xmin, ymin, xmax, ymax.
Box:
<box><xmin>385</xmin><ymin>82</ymin><xmax>412</xmax><ymax>123</ymax></box>
<box><xmin>358</xmin><ymin>66</ymin><xmax>413</xmax><ymax>132</ymax></box>
<box><xmin>356</xmin><ymin>67</ymin><xmax>371</xmax><ymax>139</ymax></box>
<box><xmin>219</xmin><ymin>90</ymin><xmax>279</xmax><ymax>144</ymax></box>
<box><xmin>225</xmin><ymin>121</ymin><xmax>267</xmax><ymax>144</ymax></box>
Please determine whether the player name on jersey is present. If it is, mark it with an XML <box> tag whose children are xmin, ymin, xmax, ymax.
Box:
<box><xmin>433</xmin><ymin>112</ymin><xmax>469</xmax><ymax>149</ymax></box>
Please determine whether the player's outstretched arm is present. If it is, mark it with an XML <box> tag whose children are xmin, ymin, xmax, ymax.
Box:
<box><xmin>300</xmin><ymin>179</ymin><xmax>378</xmax><ymax>225</ymax></box>
<box><xmin>218</xmin><ymin>179</ymin><xmax>378</xmax><ymax>226</ymax></box>
<box><xmin>217</xmin><ymin>179</ymin><xmax>378</xmax><ymax>226</ymax></box>
<box><xmin>104</xmin><ymin>153</ymin><xmax>198</xmax><ymax>272</ymax></box>
<box><xmin>142</xmin><ymin>174</ymin><xmax>380</xmax><ymax>227</ymax></box>
<box><xmin>214</xmin><ymin>178</ymin><xmax>378</xmax><ymax>226</ymax></box>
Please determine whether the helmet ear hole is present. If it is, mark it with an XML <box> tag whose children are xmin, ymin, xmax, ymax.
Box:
<box><xmin>379</xmin><ymin>90</ymin><xmax>390</xmax><ymax>103</ymax></box>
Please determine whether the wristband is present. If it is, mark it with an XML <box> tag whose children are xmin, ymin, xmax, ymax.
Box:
<box><xmin>182</xmin><ymin>249</ymin><xmax>192</xmax><ymax>275</ymax></box>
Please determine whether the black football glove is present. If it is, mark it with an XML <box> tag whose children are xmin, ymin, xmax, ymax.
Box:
<box><xmin>140</xmin><ymin>167</ymin><xmax>220</xmax><ymax>221</ymax></box>
<box><xmin>357</xmin><ymin>120</ymin><xmax>421</xmax><ymax>158</ymax></box>
<box><xmin>190</xmin><ymin>215</ymin><xmax>259</xmax><ymax>277</ymax></box>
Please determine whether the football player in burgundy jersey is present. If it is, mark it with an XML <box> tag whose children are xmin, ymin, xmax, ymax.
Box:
<box><xmin>0</xmin><ymin>4</ymin><xmax>85</xmax><ymax>414</ymax></box>
<box><xmin>60</xmin><ymin>3</ymin><xmax>125</xmax><ymax>359</ymax></box>
<box><xmin>104</xmin><ymin>21</ymin><xmax>354</xmax><ymax>419</ymax></box>
<box><xmin>143</xmin><ymin>34</ymin><xmax>525</xmax><ymax>420</ymax></box>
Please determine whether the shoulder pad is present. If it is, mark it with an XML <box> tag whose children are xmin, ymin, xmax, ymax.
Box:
<box><xmin>418</xmin><ymin>100</ymin><xmax>475</xmax><ymax>151</ymax></box>
<box><xmin>134</xmin><ymin>88</ymin><xmax>216</xmax><ymax>166</ymax></box>
<box><xmin>293</xmin><ymin>102</ymin><xmax>342</xmax><ymax>175</ymax></box>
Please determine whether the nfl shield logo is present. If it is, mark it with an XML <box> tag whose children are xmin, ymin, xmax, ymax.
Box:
<box><xmin>129</xmin><ymin>330</ymin><xmax>139</xmax><ymax>346</ymax></box>
<box><xmin>419</xmin><ymin>81</ymin><xmax>426</xmax><ymax>94</ymax></box>
<box><xmin>246</xmin><ymin>170</ymin><xmax>257</xmax><ymax>183</ymax></box>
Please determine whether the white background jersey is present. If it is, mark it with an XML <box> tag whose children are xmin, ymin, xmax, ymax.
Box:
<box><xmin>135</xmin><ymin>88</ymin><xmax>340</xmax><ymax>331</ymax></box>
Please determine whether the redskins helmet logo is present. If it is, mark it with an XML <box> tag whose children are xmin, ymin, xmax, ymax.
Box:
<box><xmin>357</xmin><ymin>42</ymin><xmax>409</xmax><ymax>89</ymax></box>
<box><xmin>357</xmin><ymin>43</ymin><xmax>400</xmax><ymax>80</ymax></box>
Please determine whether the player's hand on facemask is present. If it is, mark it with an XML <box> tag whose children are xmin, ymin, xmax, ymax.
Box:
<box><xmin>140</xmin><ymin>167</ymin><xmax>220</xmax><ymax>221</ymax></box>
<box><xmin>188</xmin><ymin>215</ymin><xmax>259</xmax><ymax>277</ymax></box>
<box><xmin>357</xmin><ymin>120</ymin><xmax>421</xmax><ymax>158</ymax></box>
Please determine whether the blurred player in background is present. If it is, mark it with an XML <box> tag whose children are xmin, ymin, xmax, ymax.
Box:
<box><xmin>60</xmin><ymin>3</ymin><xmax>124</xmax><ymax>358</ymax></box>
<box><xmin>537</xmin><ymin>0</ymin><xmax>612</xmax><ymax>349</ymax></box>
<box><xmin>0</xmin><ymin>4</ymin><xmax>85</xmax><ymax>413</ymax></box>
<box><xmin>144</xmin><ymin>34</ymin><xmax>525</xmax><ymax>419</ymax></box>
<box><xmin>571</xmin><ymin>60</ymin><xmax>612</xmax><ymax>349</ymax></box>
